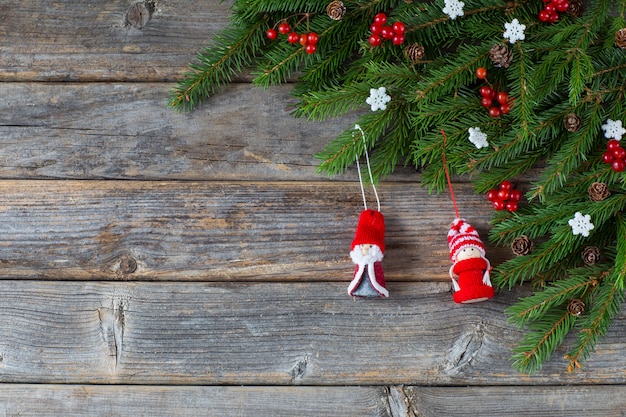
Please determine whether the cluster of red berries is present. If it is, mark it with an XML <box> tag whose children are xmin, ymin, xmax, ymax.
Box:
<box><xmin>538</xmin><ymin>0</ymin><xmax>570</xmax><ymax>23</ymax></box>
<box><xmin>602</xmin><ymin>139</ymin><xmax>626</xmax><ymax>172</ymax></box>
<box><xmin>486</xmin><ymin>181</ymin><xmax>522</xmax><ymax>212</ymax></box>
<box><xmin>266</xmin><ymin>22</ymin><xmax>319</xmax><ymax>54</ymax></box>
<box><xmin>368</xmin><ymin>13</ymin><xmax>406</xmax><ymax>47</ymax></box>
<box><xmin>476</xmin><ymin>67</ymin><xmax>510</xmax><ymax>118</ymax></box>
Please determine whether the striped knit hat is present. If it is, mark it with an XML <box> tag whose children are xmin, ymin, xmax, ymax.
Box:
<box><xmin>447</xmin><ymin>218</ymin><xmax>485</xmax><ymax>262</ymax></box>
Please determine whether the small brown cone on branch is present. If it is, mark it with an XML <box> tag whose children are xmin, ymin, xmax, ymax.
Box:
<box><xmin>326</xmin><ymin>1</ymin><xmax>346</xmax><ymax>21</ymax></box>
<box><xmin>489</xmin><ymin>44</ymin><xmax>513</xmax><ymax>68</ymax></box>
<box><xmin>405</xmin><ymin>43</ymin><xmax>425</xmax><ymax>63</ymax></box>
<box><xmin>616</xmin><ymin>29</ymin><xmax>626</xmax><ymax>49</ymax></box>
<box><xmin>564</xmin><ymin>113</ymin><xmax>581</xmax><ymax>132</ymax></box>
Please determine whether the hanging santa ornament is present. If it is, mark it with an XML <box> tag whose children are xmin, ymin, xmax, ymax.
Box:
<box><xmin>347</xmin><ymin>125</ymin><xmax>389</xmax><ymax>298</ymax></box>
<box><xmin>441</xmin><ymin>130</ymin><xmax>494</xmax><ymax>303</ymax></box>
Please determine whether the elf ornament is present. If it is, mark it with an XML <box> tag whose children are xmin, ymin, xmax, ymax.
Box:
<box><xmin>447</xmin><ymin>218</ymin><xmax>495</xmax><ymax>303</ymax></box>
<box><xmin>347</xmin><ymin>125</ymin><xmax>389</xmax><ymax>298</ymax></box>
<box><xmin>441</xmin><ymin>130</ymin><xmax>494</xmax><ymax>303</ymax></box>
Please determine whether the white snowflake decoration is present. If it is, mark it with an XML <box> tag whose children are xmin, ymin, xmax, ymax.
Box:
<box><xmin>503</xmin><ymin>18</ymin><xmax>526</xmax><ymax>44</ymax></box>
<box><xmin>568</xmin><ymin>212</ymin><xmax>594</xmax><ymax>237</ymax></box>
<box><xmin>443</xmin><ymin>0</ymin><xmax>465</xmax><ymax>20</ymax></box>
<box><xmin>366</xmin><ymin>87</ymin><xmax>391</xmax><ymax>111</ymax></box>
<box><xmin>601</xmin><ymin>119</ymin><xmax>626</xmax><ymax>141</ymax></box>
<box><xmin>468</xmin><ymin>127</ymin><xmax>489</xmax><ymax>149</ymax></box>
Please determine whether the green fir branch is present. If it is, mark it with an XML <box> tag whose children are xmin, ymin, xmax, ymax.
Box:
<box><xmin>511</xmin><ymin>309</ymin><xmax>577</xmax><ymax>374</ymax></box>
<box><xmin>169</xmin><ymin>18</ymin><xmax>266</xmax><ymax>111</ymax></box>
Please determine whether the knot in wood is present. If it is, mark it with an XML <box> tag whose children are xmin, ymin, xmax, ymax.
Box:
<box><xmin>119</xmin><ymin>256</ymin><xmax>137</xmax><ymax>274</ymax></box>
<box><xmin>126</xmin><ymin>1</ymin><xmax>155</xmax><ymax>29</ymax></box>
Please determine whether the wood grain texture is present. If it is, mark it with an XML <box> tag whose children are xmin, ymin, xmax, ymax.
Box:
<box><xmin>0</xmin><ymin>180</ymin><xmax>507</xmax><ymax>281</ymax></box>
<box><xmin>2</xmin><ymin>384</ymin><xmax>626</xmax><ymax>417</ymax></box>
<box><xmin>0</xmin><ymin>82</ymin><xmax>362</xmax><ymax>181</ymax></box>
<box><xmin>0</xmin><ymin>281</ymin><xmax>625</xmax><ymax>385</ymax></box>
<box><xmin>0</xmin><ymin>0</ymin><xmax>233</xmax><ymax>81</ymax></box>
<box><xmin>0</xmin><ymin>385</ymin><xmax>390</xmax><ymax>417</ymax></box>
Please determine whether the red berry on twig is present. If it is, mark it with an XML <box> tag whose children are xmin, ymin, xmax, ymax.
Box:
<box><xmin>266</xmin><ymin>28</ymin><xmax>278</xmax><ymax>40</ymax></box>
<box><xmin>278</xmin><ymin>22</ymin><xmax>291</xmax><ymax>34</ymax></box>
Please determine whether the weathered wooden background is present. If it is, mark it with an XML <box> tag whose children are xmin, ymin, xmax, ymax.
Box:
<box><xmin>1</xmin><ymin>1</ymin><xmax>626</xmax><ymax>416</ymax></box>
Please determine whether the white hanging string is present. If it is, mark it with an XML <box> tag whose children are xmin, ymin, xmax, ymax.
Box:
<box><xmin>354</xmin><ymin>124</ymin><xmax>381</xmax><ymax>212</ymax></box>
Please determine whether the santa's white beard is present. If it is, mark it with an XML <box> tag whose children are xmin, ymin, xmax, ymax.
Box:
<box><xmin>350</xmin><ymin>244</ymin><xmax>384</xmax><ymax>265</ymax></box>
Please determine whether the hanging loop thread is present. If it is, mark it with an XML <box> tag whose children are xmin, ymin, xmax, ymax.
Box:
<box><xmin>354</xmin><ymin>124</ymin><xmax>381</xmax><ymax>212</ymax></box>
<box><xmin>441</xmin><ymin>129</ymin><xmax>460</xmax><ymax>219</ymax></box>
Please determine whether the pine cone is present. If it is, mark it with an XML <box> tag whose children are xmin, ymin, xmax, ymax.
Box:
<box><xmin>511</xmin><ymin>235</ymin><xmax>533</xmax><ymax>256</ymax></box>
<box><xmin>566</xmin><ymin>0</ymin><xmax>584</xmax><ymax>17</ymax></box>
<box><xmin>616</xmin><ymin>29</ymin><xmax>626</xmax><ymax>49</ymax></box>
<box><xmin>567</xmin><ymin>299</ymin><xmax>585</xmax><ymax>316</ymax></box>
<box><xmin>326</xmin><ymin>0</ymin><xmax>346</xmax><ymax>21</ymax></box>
<box><xmin>489</xmin><ymin>44</ymin><xmax>513</xmax><ymax>68</ymax></box>
<box><xmin>405</xmin><ymin>43</ymin><xmax>425</xmax><ymax>63</ymax></box>
<box><xmin>564</xmin><ymin>113</ymin><xmax>581</xmax><ymax>132</ymax></box>
<box><xmin>582</xmin><ymin>246</ymin><xmax>600</xmax><ymax>266</ymax></box>
<box><xmin>588</xmin><ymin>182</ymin><xmax>610</xmax><ymax>202</ymax></box>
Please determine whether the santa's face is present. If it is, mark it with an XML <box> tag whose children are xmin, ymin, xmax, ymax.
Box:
<box><xmin>350</xmin><ymin>244</ymin><xmax>383</xmax><ymax>265</ymax></box>
<box><xmin>456</xmin><ymin>246</ymin><xmax>482</xmax><ymax>261</ymax></box>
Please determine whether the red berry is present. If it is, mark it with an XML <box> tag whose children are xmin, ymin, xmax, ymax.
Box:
<box><xmin>373</xmin><ymin>13</ymin><xmax>387</xmax><ymax>25</ymax></box>
<box><xmin>481</xmin><ymin>97</ymin><xmax>493</xmax><ymax>108</ymax></box>
<box><xmin>266</xmin><ymin>28</ymin><xmax>278</xmax><ymax>40</ymax></box>
<box><xmin>392</xmin><ymin>21</ymin><xmax>406</xmax><ymax>34</ymax></box>
<box><xmin>381</xmin><ymin>26</ymin><xmax>394</xmax><ymax>40</ymax></box>
<box><xmin>603</xmin><ymin>150</ymin><xmax>616</xmax><ymax>163</ymax></box>
<box><xmin>299</xmin><ymin>34</ymin><xmax>309</xmax><ymax>45</ymax></box>
<box><xmin>545</xmin><ymin>3</ymin><xmax>556</xmax><ymax>13</ymax></box>
<box><xmin>538</xmin><ymin>10</ymin><xmax>551</xmax><ymax>22</ymax></box>
<box><xmin>612</xmin><ymin>159</ymin><xmax>626</xmax><ymax>172</ymax></box>
<box><xmin>499</xmin><ymin>180</ymin><xmax>513</xmax><ymax>191</ymax></box>
<box><xmin>509</xmin><ymin>189</ymin><xmax>522</xmax><ymax>202</ymax></box>
<box><xmin>476</xmin><ymin>67</ymin><xmax>488</xmax><ymax>79</ymax></box>
<box><xmin>278</xmin><ymin>22</ymin><xmax>291</xmax><ymax>34</ymax></box>
<box><xmin>500</xmin><ymin>103</ymin><xmax>511</xmax><ymax>114</ymax></box>
<box><xmin>287</xmin><ymin>32</ymin><xmax>299</xmax><ymax>44</ymax></box>
<box><xmin>480</xmin><ymin>86</ymin><xmax>496</xmax><ymax>99</ymax></box>
<box><xmin>307</xmin><ymin>32</ymin><xmax>319</xmax><ymax>45</ymax></box>
<box><xmin>370</xmin><ymin>23</ymin><xmax>382</xmax><ymax>34</ymax></box>
<box><xmin>556</xmin><ymin>0</ymin><xmax>569</xmax><ymax>11</ymax></box>
<box><xmin>548</xmin><ymin>12</ymin><xmax>559</xmax><ymax>23</ymax></box>
<box><xmin>614</xmin><ymin>147</ymin><xmax>626</xmax><ymax>160</ymax></box>
<box><xmin>486</xmin><ymin>189</ymin><xmax>499</xmax><ymax>202</ymax></box>
<box><xmin>392</xmin><ymin>34</ymin><xmax>405</xmax><ymax>45</ymax></box>
<box><xmin>489</xmin><ymin>107</ymin><xmax>502</xmax><ymax>118</ymax></box>
<box><xmin>493</xmin><ymin>200</ymin><xmax>506</xmax><ymax>211</ymax></box>
<box><xmin>506</xmin><ymin>201</ymin><xmax>519</xmax><ymax>212</ymax></box>
<box><xmin>305</xmin><ymin>44</ymin><xmax>317</xmax><ymax>54</ymax></box>
<box><xmin>497</xmin><ymin>189</ymin><xmax>510</xmax><ymax>201</ymax></box>
<box><xmin>607</xmin><ymin>139</ymin><xmax>621</xmax><ymax>151</ymax></box>
<box><xmin>497</xmin><ymin>92</ymin><xmax>509</xmax><ymax>104</ymax></box>
<box><xmin>368</xmin><ymin>34</ymin><xmax>382</xmax><ymax>47</ymax></box>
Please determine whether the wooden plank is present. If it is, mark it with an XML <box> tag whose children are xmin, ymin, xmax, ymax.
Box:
<box><xmin>2</xmin><ymin>384</ymin><xmax>625</xmax><ymax>417</ymax></box>
<box><xmin>0</xmin><ymin>281</ymin><xmax>625</xmax><ymax>385</ymax></box>
<box><xmin>0</xmin><ymin>385</ymin><xmax>389</xmax><ymax>417</ymax></box>
<box><xmin>0</xmin><ymin>0</ymin><xmax>233</xmax><ymax>81</ymax></box>
<box><xmin>392</xmin><ymin>385</ymin><xmax>626</xmax><ymax>417</ymax></box>
<box><xmin>0</xmin><ymin>82</ymin><xmax>372</xmax><ymax>181</ymax></box>
<box><xmin>0</xmin><ymin>180</ymin><xmax>505</xmax><ymax>280</ymax></box>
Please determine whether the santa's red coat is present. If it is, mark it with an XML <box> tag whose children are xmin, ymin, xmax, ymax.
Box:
<box><xmin>348</xmin><ymin>261</ymin><xmax>389</xmax><ymax>297</ymax></box>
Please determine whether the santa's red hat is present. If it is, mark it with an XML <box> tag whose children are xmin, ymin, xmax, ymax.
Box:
<box><xmin>351</xmin><ymin>209</ymin><xmax>385</xmax><ymax>253</ymax></box>
<box><xmin>447</xmin><ymin>218</ymin><xmax>485</xmax><ymax>262</ymax></box>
